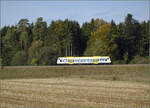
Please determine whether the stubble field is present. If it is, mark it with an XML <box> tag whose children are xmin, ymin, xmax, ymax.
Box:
<box><xmin>0</xmin><ymin>65</ymin><xmax>150</xmax><ymax>108</ymax></box>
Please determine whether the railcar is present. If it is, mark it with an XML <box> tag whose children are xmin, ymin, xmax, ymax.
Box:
<box><xmin>57</xmin><ymin>56</ymin><xmax>111</xmax><ymax>65</ymax></box>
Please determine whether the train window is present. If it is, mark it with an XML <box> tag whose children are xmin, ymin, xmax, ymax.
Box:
<box><xmin>88</xmin><ymin>59</ymin><xmax>91</xmax><ymax>62</ymax></box>
<box><xmin>85</xmin><ymin>59</ymin><xmax>87</xmax><ymax>62</ymax></box>
<box><xmin>87</xmin><ymin>59</ymin><xmax>88</xmax><ymax>62</ymax></box>
<box><xmin>99</xmin><ymin>59</ymin><xmax>105</xmax><ymax>61</ymax></box>
<box><xmin>63</xmin><ymin>59</ymin><xmax>68</xmax><ymax>62</ymax></box>
<box><xmin>90</xmin><ymin>59</ymin><xmax>93</xmax><ymax>62</ymax></box>
<box><xmin>99</xmin><ymin>58</ymin><xmax>107</xmax><ymax>61</ymax></box>
<box><xmin>82</xmin><ymin>59</ymin><xmax>84</xmax><ymax>62</ymax></box>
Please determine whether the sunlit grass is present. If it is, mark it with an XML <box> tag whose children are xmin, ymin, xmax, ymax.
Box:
<box><xmin>0</xmin><ymin>65</ymin><xmax>149</xmax><ymax>83</ymax></box>
<box><xmin>1</xmin><ymin>78</ymin><xmax>150</xmax><ymax>108</ymax></box>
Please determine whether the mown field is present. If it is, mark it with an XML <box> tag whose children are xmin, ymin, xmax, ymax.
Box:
<box><xmin>0</xmin><ymin>65</ymin><xmax>150</xmax><ymax>108</ymax></box>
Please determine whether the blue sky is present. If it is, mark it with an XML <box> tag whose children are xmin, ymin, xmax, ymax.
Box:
<box><xmin>1</xmin><ymin>0</ymin><xmax>149</xmax><ymax>27</ymax></box>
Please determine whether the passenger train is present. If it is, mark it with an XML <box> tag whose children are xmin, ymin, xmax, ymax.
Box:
<box><xmin>57</xmin><ymin>56</ymin><xmax>111</xmax><ymax>65</ymax></box>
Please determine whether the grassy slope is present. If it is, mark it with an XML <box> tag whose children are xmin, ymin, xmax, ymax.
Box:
<box><xmin>0</xmin><ymin>65</ymin><xmax>150</xmax><ymax>83</ymax></box>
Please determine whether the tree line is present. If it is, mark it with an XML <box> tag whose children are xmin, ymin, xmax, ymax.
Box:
<box><xmin>0</xmin><ymin>13</ymin><xmax>149</xmax><ymax>65</ymax></box>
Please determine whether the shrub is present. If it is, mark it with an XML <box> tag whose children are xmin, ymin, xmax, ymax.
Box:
<box><xmin>112</xmin><ymin>76</ymin><xmax>117</xmax><ymax>81</ymax></box>
<box><xmin>0</xmin><ymin>58</ymin><xmax>4</xmax><ymax>69</ymax></box>
<box><xmin>130</xmin><ymin>55</ymin><xmax>149</xmax><ymax>64</ymax></box>
<box><xmin>112</xmin><ymin>60</ymin><xmax>125</xmax><ymax>64</ymax></box>
<box><xmin>0</xmin><ymin>58</ymin><xmax>3</xmax><ymax>66</ymax></box>
<box><xmin>30</xmin><ymin>58</ymin><xmax>38</xmax><ymax>66</ymax></box>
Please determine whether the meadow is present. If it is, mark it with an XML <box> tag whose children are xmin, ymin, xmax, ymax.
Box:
<box><xmin>0</xmin><ymin>65</ymin><xmax>150</xmax><ymax>108</ymax></box>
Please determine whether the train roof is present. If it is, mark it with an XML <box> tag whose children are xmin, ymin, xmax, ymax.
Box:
<box><xmin>58</xmin><ymin>56</ymin><xmax>110</xmax><ymax>59</ymax></box>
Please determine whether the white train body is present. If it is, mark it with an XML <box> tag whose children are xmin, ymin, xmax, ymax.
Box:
<box><xmin>57</xmin><ymin>56</ymin><xmax>111</xmax><ymax>65</ymax></box>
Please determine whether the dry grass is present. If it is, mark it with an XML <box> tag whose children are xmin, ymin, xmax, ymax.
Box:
<box><xmin>0</xmin><ymin>65</ymin><xmax>150</xmax><ymax>108</ymax></box>
<box><xmin>1</xmin><ymin>78</ymin><xmax>150</xmax><ymax>108</ymax></box>
<box><xmin>0</xmin><ymin>65</ymin><xmax>150</xmax><ymax>83</ymax></box>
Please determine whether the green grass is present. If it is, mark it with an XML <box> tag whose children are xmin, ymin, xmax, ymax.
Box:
<box><xmin>0</xmin><ymin>65</ymin><xmax>150</xmax><ymax>83</ymax></box>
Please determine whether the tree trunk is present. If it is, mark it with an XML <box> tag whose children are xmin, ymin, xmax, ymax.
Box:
<box><xmin>66</xmin><ymin>45</ymin><xmax>67</xmax><ymax>57</ymax></box>
<box><xmin>71</xmin><ymin>43</ymin><xmax>72</xmax><ymax>56</ymax></box>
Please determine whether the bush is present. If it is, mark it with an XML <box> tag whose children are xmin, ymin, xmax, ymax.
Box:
<box><xmin>0</xmin><ymin>58</ymin><xmax>3</xmax><ymax>66</ymax></box>
<box><xmin>30</xmin><ymin>58</ymin><xmax>38</xmax><ymax>66</ymax></box>
<box><xmin>11</xmin><ymin>51</ymin><xmax>28</xmax><ymax>66</ymax></box>
<box><xmin>0</xmin><ymin>58</ymin><xmax>4</xmax><ymax>69</ymax></box>
<box><xmin>112</xmin><ymin>76</ymin><xmax>117</xmax><ymax>81</ymax></box>
<box><xmin>39</xmin><ymin>47</ymin><xmax>58</xmax><ymax>65</ymax></box>
<box><xmin>129</xmin><ymin>55</ymin><xmax>149</xmax><ymax>64</ymax></box>
<box><xmin>112</xmin><ymin>60</ymin><xmax>125</xmax><ymax>64</ymax></box>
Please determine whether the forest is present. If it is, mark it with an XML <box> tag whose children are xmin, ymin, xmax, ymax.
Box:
<box><xmin>0</xmin><ymin>13</ymin><xmax>149</xmax><ymax>66</ymax></box>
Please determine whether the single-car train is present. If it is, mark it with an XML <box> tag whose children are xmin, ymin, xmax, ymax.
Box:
<box><xmin>57</xmin><ymin>56</ymin><xmax>111</xmax><ymax>65</ymax></box>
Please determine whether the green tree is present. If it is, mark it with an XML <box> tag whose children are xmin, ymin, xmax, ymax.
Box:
<box><xmin>20</xmin><ymin>32</ymin><xmax>29</xmax><ymax>50</ymax></box>
<box><xmin>46</xmin><ymin>19</ymin><xmax>82</xmax><ymax>57</ymax></box>
<box><xmin>138</xmin><ymin>21</ymin><xmax>149</xmax><ymax>56</ymax></box>
<box><xmin>0</xmin><ymin>26</ymin><xmax>10</xmax><ymax>66</ymax></box>
<box><xmin>123</xmin><ymin>13</ymin><xmax>141</xmax><ymax>63</ymax></box>
<box><xmin>32</xmin><ymin>17</ymin><xmax>47</xmax><ymax>41</ymax></box>
<box><xmin>17</xmin><ymin>19</ymin><xmax>29</xmax><ymax>32</ymax></box>
<box><xmin>64</xmin><ymin>19</ymin><xmax>82</xmax><ymax>56</ymax></box>
<box><xmin>28</xmin><ymin>40</ymin><xmax>43</xmax><ymax>65</ymax></box>
<box><xmin>46</xmin><ymin>20</ymin><xmax>65</xmax><ymax>56</ymax></box>
<box><xmin>85</xmin><ymin>23</ymin><xmax>119</xmax><ymax>62</ymax></box>
<box><xmin>81</xmin><ymin>19</ymin><xmax>107</xmax><ymax>54</ymax></box>
<box><xmin>11</xmin><ymin>51</ymin><xmax>28</xmax><ymax>66</ymax></box>
<box><xmin>108</xmin><ymin>20</ymin><xmax>120</xmax><ymax>60</ymax></box>
<box><xmin>0</xmin><ymin>15</ymin><xmax>149</xmax><ymax>65</ymax></box>
<box><xmin>85</xmin><ymin>24</ymin><xmax>111</xmax><ymax>56</ymax></box>
<box><xmin>17</xmin><ymin>18</ymin><xmax>30</xmax><ymax>50</ymax></box>
<box><xmin>117</xmin><ymin>22</ymin><xmax>126</xmax><ymax>60</ymax></box>
<box><xmin>2</xmin><ymin>28</ymin><xmax>20</xmax><ymax>65</ymax></box>
<box><xmin>39</xmin><ymin>46</ymin><xmax>58</xmax><ymax>65</ymax></box>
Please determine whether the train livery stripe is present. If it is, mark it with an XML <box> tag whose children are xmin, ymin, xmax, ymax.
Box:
<box><xmin>94</xmin><ymin>58</ymin><xmax>98</xmax><ymax>64</ymax></box>
<box><xmin>69</xmin><ymin>59</ymin><xmax>73</xmax><ymax>64</ymax></box>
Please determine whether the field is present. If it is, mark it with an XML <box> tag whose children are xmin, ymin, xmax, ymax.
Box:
<box><xmin>0</xmin><ymin>65</ymin><xmax>150</xmax><ymax>108</ymax></box>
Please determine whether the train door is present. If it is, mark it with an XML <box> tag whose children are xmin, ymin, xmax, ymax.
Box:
<box><xmin>94</xmin><ymin>57</ymin><xmax>98</xmax><ymax>64</ymax></box>
<box><xmin>69</xmin><ymin>59</ymin><xmax>73</xmax><ymax>64</ymax></box>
